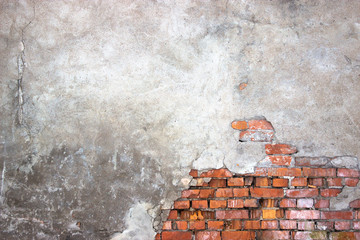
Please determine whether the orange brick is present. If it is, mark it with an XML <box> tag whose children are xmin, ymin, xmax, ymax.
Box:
<box><xmin>244</xmin><ymin>199</ymin><xmax>259</xmax><ymax>208</ymax></box>
<box><xmin>199</xmin><ymin>189</ymin><xmax>215</xmax><ymax>198</ymax></box>
<box><xmin>189</xmin><ymin>220</ymin><xmax>205</xmax><ymax>230</ymax></box>
<box><xmin>265</xmin><ymin>144</ymin><xmax>297</xmax><ymax>155</ymax></box>
<box><xmin>192</xmin><ymin>200</ymin><xmax>208</xmax><ymax>209</ymax></box>
<box><xmin>266</xmin><ymin>156</ymin><xmax>292</xmax><ymax>166</ymax></box>
<box><xmin>168</xmin><ymin>210</ymin><xmax>178</xmax><ymax>219</ymax></box>
<box><xmin>189</xmin><ymin>169</ymin><xmax>198</xmax><ymax>177</ymax></box>
<box><xmin>174</xmin><ymin>221</ymin><xmax>187</xmax><ymax>230</ymax></box>
<box><xmin>273</xmin><ymin>178</ymin><xmax>289</xmax><ymax>187</ymax></box>
<box><xmin>268</xmin><ymin>168</ymin><xmax>301</xmax><ymax>177</ymax></box>
<box><xmin>231</xmin><ymin>120</ymin><xmax>248</xmax><ymax>130</ymax></box>
<box><xmin>227</xmin><ymin>177</ymin><xmax>244</xmax><ymax>186</ymax></box>
<box><xmin>228</xmin><ymin>199</ymin><xmax>244</xmax><ymax>208</ymax></box>
<box><xmin>210</xmin><ymin>200</ymin><xmax>226</xmax><ymax>209</ymax></box>
<box><xmin>207</xmin><ymin>221</ymin><xmax>224</xmax><ymax>230</ymax></box>
<box><xmin>209</xmin><ymin>179</ymin><xmax>226</xmax><ymax>188</ymax></box>
<box><xmin>248</xmin><ymin>119</ymin><xmax>273</xmax><ymax>130</ymax></box>
<box><xmin>250</xmin><ymin>187</ymin><xmax>284</xmax><ymax>198</ymax></box>
<box><xmin>174</xmin><ymin>200</ymin><xmax>190</xmax><ymax>209</ymax></box>
<box><xmin>162</xmin><ymin>232</ymin><xmax>192</xmax><ymax>240</ymax></box>
<box><xmin>200</xmin><ymin>169</ymin><xmax>232</xmax><ymax>178</ymax></box>
<box><xmin>162</xmin><ymin>221</ymin><xmax>171</xmax><ymax>230</ymax></box>
<box><xmin>279</xmin><ymin>199</ymin><xmax>296</xmax><ymax>208</ymax></box>
<box><xmin>262</xmin><ymin>209</ymin><xmax>283</xmax><ymax>219</ymax></box>
<box><xmin>233</xmin><ymin>188</ymin><xmax>249</xmax><ymax>197</ymax></box>
<box><xmin>244</xmin><ymin>220</ymin><xmax>260</xmax><ymax>229</ymax></box>
<box><xmin>291</xmin><ymin>178</ymin><xmax>307</xmax><ymax>187</ymax></box>
<box><xmin>255</xmin><ymin>177</ymin><xmax>270</xmax><ymax>186</ymax></box>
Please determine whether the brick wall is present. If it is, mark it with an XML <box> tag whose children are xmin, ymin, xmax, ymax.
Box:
<box><xmin>155</xmin><ymin>120</ymin><xmax>360</xmax><ymax>240</ymax></box>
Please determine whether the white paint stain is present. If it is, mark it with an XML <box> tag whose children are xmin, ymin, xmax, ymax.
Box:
<box><xmin>112</xmin><ymin>149</ymin><xmax>118</xmax><ymax>170</ymax></box>
<box><xmin>1</xmin><ymin>161</ymin><xmax>6</xmax><ymax>204</ymax></box>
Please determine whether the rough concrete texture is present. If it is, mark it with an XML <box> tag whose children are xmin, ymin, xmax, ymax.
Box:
<box><xmin>0</xmin><ymin>0</ymin><xmax>359</xmax><ymax>239</ymax></box>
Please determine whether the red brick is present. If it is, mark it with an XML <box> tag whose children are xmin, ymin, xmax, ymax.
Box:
<box><xmin>320</xmin><ymin>189</ymin><xmax>342</xmax><ymax>197</ymax></box>
<box><xmin>222</xmin><ymin>231</ymin><xmax>255</xmax><ymax>240</ymax></box>
<box><xmin>174</xmin><ymin>221</ymin><xmax>187</xmax><ymax>230</ymax></box>
<box><xmin>338</xmin><ymin>168</ymin><xmax>360</xmax><ymax>177</ymax></box>
<box><xmin>291</xmin><ymin>178</ymin><xmax>307</xmax><ymax>187</ymax></box>
<box><xmin>345</xmin><ymin>177</ymin><xmax>359</xmax><ymax>187</ymax></box>
<box><xmin>174</xmin><ymin>200</ymin><xmax>190</xmax><ymax>209</ymax></box>
<box><xmin>162</xmin><ymin>232</ymin><xmax>192</xmax><ymax>240</ymax></box>
<box><xmin>327</xmin><ymin>178</ymin><xmax>342</xmax><ymax>187</ymax></box>
<box><xmin>265</xmin><ymin>144</ymin><xmax>297</xmax><ymax>155</ymax></box>
<box><xmin>216</xmin><ymin>210</ymin><xmax>249</xmax><ymax>219</ymax></box>
<box><xmin>279</xmin><ymin>199</ymin><xmax>296</xmax><ymax>208</ymax></box>
<box><xmin>189</xmin><ymin>169</ymin><xmax>198</xmax><ymax>177</ymax></box>
<box><xmin>248</xmin><ymin>167</ymin><xmax>268</xmax><ymax>176</ymax></box>
<box><xmin>209</xmin><ymin>179</ymin><xmax>226</xmax><ymax>188</ymax></box>
<box><xmin>162</xmin><ymin>221</ymin><xmax>171</xmax><ymax>230</ymax></box>
<box><xmin>200</xmin><ymin>169</ymin><xmax>232</xmax><ymax>178</ymax></box>
<box><xmin>210</xmin><ymin>200</ymin><xmax>226</xmax><ymax>209</ymax></box>
<box><xmin>309</xmin><ymin>178</ymin><xmax>324</xmax><ymax>186</ymax></box>
<box><xmin>227</xmin><ymin>199</ymin><xmax>243</xmax><ymax>208</ymax></box>
<box><xmin>224</xmin><ymin>220</ymin><xmax>242</xmax><ymax>230</ymax></box>
<box><xmin>261</xmin><ymin>220</ymin><xmax>278</xmax><ymax>229</ymax></box>
<box><xmin>255</xmin><ymin>177</ymin><xmax>270</xmax><ymax>186</ymax></box>
<box><xmin>258</xmin><ymin>231</ymin><xmax>290</xmax><ymax>239</ymax></box>
<box><xmin>155</xmin><ymin>233</ymin><xmax>160</xmax><ymax>240</ymax></box>
<box><xmin>195</xmin><ymin>231</ymin><xmax>220</xmax><ymax>240</ymax></box>
<box><xmin>244</xmin><ymin>199</ymin><xmax>259</xmax><ymax>208</ymax></box>
<box><xmin>273</xmin><ymin>178</ymin><xmax>289</xmax><ymax>187</ymax></box>
<box><xmin>303</xmin><ymin>168</ymin><xmax>336</xmax><ymax>177</ymax></box>
<box><xmin>244</xmin><ymin>220</ymin><xmax>260</xmax><ymax>229</ymax></box>
<box><xmin>298</xmin><ymin>221</ymin><xmax>315</xmax><ymax>230</ymax></box>
<box><xmin>279</xmin><ymin>220</ymin><xmax>296</xmax><ymax>229</ymax></box>
<box><xmin>334</xmin><ymin>221</ymin><xmax>351</xmax><ymax>230</ymax></box>
<box><xmin>293</xmin><ymin>231</ymin><xmax>327</xmax><ymax>240</ymax></box>
<box><xmin>168</xmin><ymin>210</ymin><xmax>178</xmax><ymax>220</ymax></box>
<box><xmin>233</xmin><ymin>188</ymin><xmax>249</xmax><ymax>197</ymax></box>
<box><xmin>330</xmin><ymin>232</ymin><xmax>356</xmax><ymax>240</ymax></box>
<box><xmin>215</xmin><ymin>188</ymin><xmax>233</xmax><ymax>198</ymax></box>
<box><xmin>250</xmin><ymin>209</ymin><xmax>262</xmax><ymax>219</ymax></box>
<box><xmin>266</xmin><ymin>156</ymin><xmax>292</xmax><ymax>166</ymax></box>
<box><xmin>207</xmin><ymin>221</ymin><xmax>224</xmax><ymax>230</ymax></box>
<box><xmin>295</xmin><ymin>157</ymin><xmax>329</xmax><ymax>167</ymax></box>
<box><xmin>286</xmin><ymin>189</ymin><xmax>318</xmax><ymax>198</ymax></box>
<box><xmin>248</xmin><ymin>119</ymin><xmax>273</xmax><ymax>130</ymax></box>
<box><xmin>231</xmin><ymin>120</ymin><xmax>248</xmax><ymax>130</ymax></box>
<box><xmin>321</xmin><ymin>211</ymin><xmax>353</xmax><ymax>220</ymax></box>
<box><xmin>297</xmin><ymin>199</ymin><xmax>313</xmax><ymax>208</ymax></box>
<box><xmin>182</xmin><ymin>189</ymin><xmax>200</xmax><ymax>198</ymax></box>
<box><xmin>268</xmin><ymin>168</ymin><xmax>301</xmax><ymax>177</ymax></box>
<box><xmin>350</xmin><ymin>199</ymin><xmax>360</xmax><ymax>208</ymax></box>
<box><xmin>354</xmin><ymin>221</ymin><xmax>360</xmax><ymax>229</ymax></box>
<box><xmin>314</xmin><ymin>199</ymin><xmax>330</xmax><ymax>209</ymax></box>
<box><xmin>199</xmin><ymin>189</ymin><xmax>215</xmax><ymax>198</ymax></box>
<box><xmin>192</xmin><ymin>200</ymin><xmax>208</xmax><ymax>209</ymax></box>
<box><xmin>189</xmin><ymin>220</ymin><xmax>205</xmax><ymax>230</ymax></box>
<box><xmin>227</xmin><ymin>177</ymin><xmax>244</xmax><ymax>186</ymax></box>
<box><xmin>316</xmin><ymin>221</ymin><xmax>334</xmax><ymax>230</ymax></box>
<box><xmin>285</xmin><ymin>210</ymin><xmax>320</xmax><ymax>219</ymax></box>
<box><xmin>239</xmin><ymin>130</ymin><xmax>274</xmax><ymax>142</ymax></box>
<box><xmin>250</xmin><ymin>187</ymin><xmax>284</xmax><ymax>198</ymax></box>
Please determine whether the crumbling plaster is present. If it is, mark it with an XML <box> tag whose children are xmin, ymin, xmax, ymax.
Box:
<box><xmin>0</xmin><ymin>0</ymin><xmax>359</xmax><ymax>239</ymax></box>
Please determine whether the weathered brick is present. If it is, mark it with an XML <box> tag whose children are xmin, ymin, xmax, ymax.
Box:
<box><xmin>266</xmin><ymin>156</ymin><xmax>292</xmax><ymax>166</ymax></box>
<box><xmin>233</xmin><ymin>188</ymin><xmax>249</xmax><ymax>197</ymax></box>
<box><xmin>258</xmin><ymin>231</ymin><xmax>290</xmax><ymax>240</ymax></box>
<box><xmin>168</xmin><ymin>210</ymin><xmax>178</xmax><ymax>220</ymax></box>
<box><xmin>200</xmin><ymin>169</ymin><xmax>232</xmax><ymax>178</ymax></box>
<box><xmin>174</xmin><ymin>200</ymin><xmax>190</xmax><ymax>209</ymax></box>
<box><xmin>215</xmin><ymin>188</ymin><xmax>233</xmax><ymax>198</ymax></box>
<box><xmin>239</xmin><ymin>130</ymin><xmax>274</xmax><ymax>142</ymax></box>
<box><xmin>285</xmin><ymin>210</ymin><xmax>320</xmax><ymax>219</ymax></box>
<box><xmin>314</xmin><ymin>199</ymin><xmax>330</xmax><ymax>209</ymax></box>
<box><xmin>345</xmin><ymin>177</ymin><xmax>359</xmax><ymax>187</ymax></box>
<box><xmin>247</xmin><ymin>167</ymin><xmax>268</xmax><ymax>176</ymax></box>
<box><xmin>293</xmin><ymin>231</ymin><xmax>327</xmax><ymax>240</ymax></box>
<box><xmin>162</xmin><ymin>232</ymin><xmax>192</xmax><ymax>240</ymax></box>
<box><xmin>250</xmin><ymin>187</ymin><xmax>284</xmax><ymax>198</ymax></box>
<box><xmin>334</xmin><ymin>221</ymin><xmax>351</xmax><ymax>230</ymax></box>
<box><xmin>309</xmin><ymin>178</ymin><xmax>324</xmax><ymax>186</ymax></box>
<box><xmin>297</xmin><ymin>199</ymin><xmax>313</xmax><ymax>208</ymax></box>
<box><xmin>222</xmin><ymin>231</ymin><xmax>255</xmax><ymax>240</ymax></box>
<box><xmin>321</xmin><ymin>211</ymin><xmax>353</xmax><ymax>220</ymax></box>
<box><xmin>174</xmin><ymin>221</ymin><xmax>187</xmax><ymax>230</ymax></box>
<box><xmin>189</xmin><ymin>220</ymin><xmax>205</xmax><ymax>230</ymax></box>
<box><xmin>248</xmin><ymin>119</ymin><xmax>273</xmax><ymax>130</ymax></box>
<box><xmin>255</xmin><ymin>177</ymin><xmax>270</xmax><ymax>186</ymax></box>
<box><xmin>231</xmin><ymin>120</ymin><xmax>248</xmax><ymax>130</ymax></box>
<box><xmin>200</xmin><ymin>189</ymin><xmax>215</xmax><ymax>198</ymax></box>
<box><xmin>354</xmin><ymin>221</ymin><xmax>360</xmax><ymax>229</ymax></box>
<box><xmin>209</xmin><ymin>179</ymin><xmax>226</xmax><ymax>188</ymax></box>
<box><xmin>286</xmin><ymin>189</ymin><xmax>318</xmax><ymax>198</ymax></box>
<box><xmin>207</xmin><ymin>221</ymin><xmax>224</xmax><ymax>230</ymax></box>
<box><xmin>244</xmin><ymin>199</ymin><xmax>259</xmax><ymax>208</ymax></box>
<box><xmin>338</xmin><ymin>168</ymin><xmax>360</xmax><ymax>177</ymax></box>
<box><xmin>295</xmin><ymin>157</ymin><xmax>329</xmax><ymax>167</ymax></box>
<box><xmin>242</xmin><ymin>220</ymin><xmax>259</xmax><ymax>230</ymax></box>
<box><xmin>350</xmin><ymin>199</ymin><xmax>360</xmax><ymax>208</ymax></box>
<box><xmin>244</xmin><ymin>177</ymin><xmax>254</xmax><ymax>185</ymax></box>
<box><xmin>329</xmin><ymin>232</ymin><xmax>355</xmax><ymax>240</ymax></box>
<box><xmin>279</xmin><ymin>199</ymin><xmax>296</xmax><ymax>208</ymax></box>
<box><xmin>265</xmin><ymin>144</ymin><xmax>297</xmax><ymax>155</ymax></box>
<box><xmin>210</xmin><ymin>200</ymin><xmax>226</xmax><ymax>209</ymax></box>
<box><xmin>195</xmin><ymin>231</ymin><xmax>220</xmax><ymax>240</ymax></box>
<box><xmin>273</xmin><ymin>178</ymin><xmax>289</xmax><ymax>187</ymax></box>
<box><xmin>224</xmin><ymin>220</ymin><xmax>242</xmax><ymax>230</ymax></box>
<box><xmin>303</xmin><ymin>167</ymin><xmax>336</xmax><ymax>177</ymax></box>
<box><xmin>250</xmin><ymin>209</ymin><xmax>262</xmax><ymax>219</ymax></box>
<box><xmin>162</xmin><ymin>221</ymin><xmax>172</xmax><ymax>230</ymax></box>
<box><xmin>216</xmin><ymin>210</ymin><xmax>249</xmax><ymax>219</ymax></box>
<box><xmin>298</xmin><ymin>221</ymin><xmax>315</xmax><ymax>230</ymax></box>
<box><xmin>227</xmin><ymin>177</ymin><xmax>244</xmax><ymax>186</ymax></box>
<box><xmin>327</xmin><ymin>178</ymin><xmax>342</xmax><ymax>187</ymax></box>
<box><xmin>261</xmin><ymin>220</ymin><xmax>278</xmax><ymax>229</ymax></box>
<box><xmin>268</xmin><ymin>168</ymin><xmax>301</xmax><ymax>177</ymax></box>
<box><xmin>279</xmin><ymin>220</ymin><xmax>296</xmax><ymax>229</ymax></box>
<box><xmin>320</xmin><ymin>189</ymin><xmax>342</xmax><ymax>197</ymax></box>
<box><xmin>227</xmin><ymin>199</ymin><xmax>243</xmax><ymax>208</ymax></box>
<box><xmin>291</xmin><ymin>178</ymin><xmax>307</xmax><ymax>187</ymax></box>
<box><xmin>182</xmin><ymin>189</ymin><xmax>200</xmax><ymax>198</ymax></box>
<box><xmin>192</xmin><ymin>200</ymin><xmax>208</xmax><ymax>209</ymax></box>
<box><xmin>316</xmin><ymin>221</ymin><xmax>334</xmax><ymax>231</ymax></box>
<box><xmin>260</xmin><ymin>199</ymin><xmax>278</xmax><ymax>208</ymax></box>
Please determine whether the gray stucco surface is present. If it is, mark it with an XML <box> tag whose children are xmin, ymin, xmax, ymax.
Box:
<box><xmin>0</xmin><ymin>0</ymin><xmax>359</xmax><ymax>239</ymax></box>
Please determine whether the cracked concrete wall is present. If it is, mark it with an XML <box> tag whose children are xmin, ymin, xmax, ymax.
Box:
<box><xmin>0</xmin><ymin>0</ymin><xmax>359</xmax><ymax>239</ymax></box>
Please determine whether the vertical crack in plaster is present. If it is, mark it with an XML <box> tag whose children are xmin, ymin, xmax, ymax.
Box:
<box><xmin>0</xmin><ymin>161</ymin><xmax>5</xmax><ymax>205</ymax></box>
